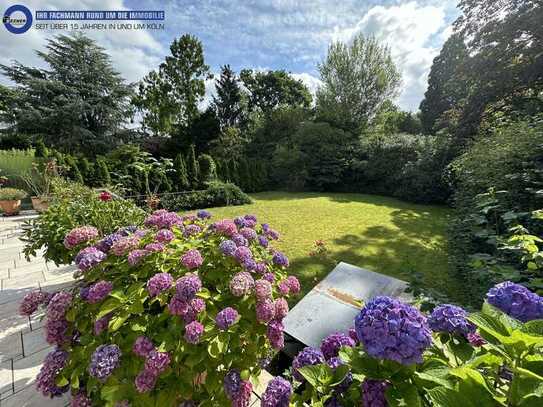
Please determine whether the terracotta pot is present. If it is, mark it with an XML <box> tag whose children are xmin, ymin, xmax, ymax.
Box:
<box><xmin>0</xmin><ymin>200</ymin><xmax>21</xmax><ymax>216</ymax></box>
<box><xmin>31</xmin><ymin>196</ymin><xmax>50</xmax><ymax>213</ymax></box>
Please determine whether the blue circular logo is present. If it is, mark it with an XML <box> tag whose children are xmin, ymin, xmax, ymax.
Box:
<box><xmin>3</xmin><ymin>5</ymin><xmax>32</xmax><ymax>34</ymax></box>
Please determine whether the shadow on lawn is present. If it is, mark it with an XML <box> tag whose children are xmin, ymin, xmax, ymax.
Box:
<box><xmin>289</xmin><ymin>208</ymin><xmax>457</xmax><ymax>302</ymax></box>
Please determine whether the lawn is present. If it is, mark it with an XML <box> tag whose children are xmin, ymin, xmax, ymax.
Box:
<box><xmin>207</xmin><ymin>191</ymin><xmax>458</xmax><ymax>301</ymax></box>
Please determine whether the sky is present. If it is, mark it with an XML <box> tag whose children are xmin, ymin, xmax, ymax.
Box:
<box><xmin>0</xmin><ymin>0</ymin><xmax>460</xmax><ymax>111</ymax></box>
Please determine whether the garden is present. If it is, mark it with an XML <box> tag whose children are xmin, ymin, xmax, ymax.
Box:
<box><xmin>1</xmin><ymin>0</ymin><xmax>542</xmax><ymax>405</ymax></box>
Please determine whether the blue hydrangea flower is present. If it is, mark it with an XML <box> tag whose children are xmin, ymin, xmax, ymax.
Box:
<box><xmin>88</xmin><ymin>344</ymin><xmax>121</xmax><ymax>382</ymax></box>
<box><xmin>354</xmin><ymin>296</ymin><xmax>432</xmax><ymax>365</ymax></box>
<box><xmin>428</xmin><ymin>304</ymin><xmax>475</xmax><ymax>336</ymax></box>
<box><xmin>261</xmin><ymin>376</ymin><xmax>292</xmax><ymax>407</ymax></box>
<box><xmin>486</xmin><ymin>281</ymin><xmax>543</xmax><ymax>322</ymax></box>
<box><xmin>292</xmin><ymin>347</ymin><xmax>324</xmax><ymax>381</ymax></box>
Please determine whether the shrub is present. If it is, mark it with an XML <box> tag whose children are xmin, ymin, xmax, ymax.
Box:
<box><xmin>22</xmin><ymin>210</ymin><xmax>300</xmax><ymax>405</ymax></box>
<box><xmin>172</xmin><ymin>153</ymin><xmax>190</xmax><ymax>191</ymax></box>
<box><xmin>21</xmin><ymin>182</ymin><xmax>145</xmax><ymax>265</ymax></box>
<box><xmin>0</xmin><ymin>148</ymin><xmax>34</xmax><ymax>189</ymax></box>
<box><xmin>160</xmin><ymin>182</ymin><xmax>251</xmax><ymax>211</ymax></box>
<box><xmin>197</xmin><ymin>154</ymin><xmax>217</xmax><ymax>186</ymax></box>
<box><xmin>0</xmin><ymin>187</ymin><xmax>27</xmax><ymax>200</ymax></box>
<box><xmin>186</xmin><ymin>144</ymin><xmax>200</xmax><ymax>189</ymax></box>
<box><xmin>264</xmin><ymin>282</ymin><xmax>543</xmax><ymax>406</ymax></box>
<box><xmin>94</xmin><ymin>158</ymin><xmax>111</xmax><ymax>186</ymax></box>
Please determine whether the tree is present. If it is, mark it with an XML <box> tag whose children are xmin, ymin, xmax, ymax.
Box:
<box><xmin>134</xmin><ymin>35</ymin><xmax>211</xmax><ymax>136</ymax></box>
<box><xmin>316</xmin><ymin>33</ymin><xmax>401</xmax><ymax>131</ymax></box>
<box><xmin>240</xmin><ymin>69</ymin><xmax>311</xmax><ymax>114</ymax></box>
<box><xmin>186</xmin><ymin>108</ymin><xmax>221</xmax><ymax>154</ymax></box>
<box><xmin>453</xmin><ymin>0</ymin><xmax>543</xmax><ymax>140</ymax></box>
<box><xmin>186</xmin><ymin>144</ymin><xmax>200</xmax><ymax>189</ymax></box>
<box><xmin>212</xmin><ymin>65</ymin><xmax>245</xmax><ymax>129</ymax></box>
<box><xmin>95</xmin><ymin>158</ymin><xmax>111</xmax><ymax>186</ymax></box>
<box><xmin>0</xmin><ymin>34</ymin><xmax>134</xmax><ymax>155</ymax></box>
<box><xmin>34</xmin><ymin>139</ymin><xmax>48</xmax><ymax>158</ymax></box>
<box><xmin>198</xmin><ymin>154</ymin><xmax>217</xmax><ymax>186</ymax></box>
<box><xmin>173</xmin><ymin>153</ymin><xmax>190</xmax><ymax>191</ymax></box>
<box><xmin>419</xmin><ymin>33</ymin><xmax>470</xmax><ymax>134</ymax></box>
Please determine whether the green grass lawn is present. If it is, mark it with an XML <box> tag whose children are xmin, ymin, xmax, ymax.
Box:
<box><xmin>207</xmin><ymin>191</ymin><xmax>457</xmax><ymax>301</ymax></box>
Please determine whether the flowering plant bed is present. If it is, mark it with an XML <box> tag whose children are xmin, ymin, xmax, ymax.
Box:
<box><xmin>21</xmin><ymin>209</ymin><xmax>300</xmax><ymax>406</ymax></box>
<box><xmin>259</xmin><ymin>282</ymin><xmax>543</xmax><ymax>406</ymax></box>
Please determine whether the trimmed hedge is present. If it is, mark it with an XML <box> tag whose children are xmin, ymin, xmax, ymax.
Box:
<box><xmin>160</xmin><ymin>182</ymin><xmax>251</xmax><ymax>211</ymax></box>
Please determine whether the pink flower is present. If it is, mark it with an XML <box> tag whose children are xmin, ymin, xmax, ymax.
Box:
<box><xmin>181</xmin><ymin>249</ymin><xmax>203</xmax><ymax>270</ymax></box>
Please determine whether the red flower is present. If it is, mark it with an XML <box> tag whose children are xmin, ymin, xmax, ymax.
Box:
<box><xmin>99</xmin><ymin>191</ymin><xmax>112</xmax><ymax>201</ymax></box>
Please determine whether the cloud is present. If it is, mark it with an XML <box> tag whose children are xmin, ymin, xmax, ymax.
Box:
<box><xmin>0</xmin><ymin>0</ymin><xmax>164</xmax><ymax>85</ymax></box>
<box><xmin>330</xmin><ymin>1</ymin><xmax>455</xmax><ymax>111</ymax></box>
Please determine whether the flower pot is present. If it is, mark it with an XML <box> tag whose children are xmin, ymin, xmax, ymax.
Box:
<box><xmin>0</xmin><ymin>200</ymin><xmax>21</xmax><ymax>216</ymax></box>
<box><xmin>31</xmin><ymin>196</ymin><xmax>50</xmax><ymax>213</ymax></box>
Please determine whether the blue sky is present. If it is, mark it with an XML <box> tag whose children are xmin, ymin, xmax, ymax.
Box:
<box><xmin>0</xmin><ymin>0</ymin><xmax>460</xmax><ymax>111</ymax></box>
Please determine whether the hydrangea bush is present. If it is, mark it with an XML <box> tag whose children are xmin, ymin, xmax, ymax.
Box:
<box><xmin>22</xmin><ymin>210</ymin><xmax>300</xmax><ymax>406</ymax></box>
<box><xmin>263</xmin><ymin>281</ymin><xmax>543</xmax><ymax>406</ymax></box>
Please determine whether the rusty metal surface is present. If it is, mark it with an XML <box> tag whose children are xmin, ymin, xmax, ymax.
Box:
<box><xmin>283</xmin><ymin>262</ymin><xmax>410</xmax><ymax>348</ymax></box>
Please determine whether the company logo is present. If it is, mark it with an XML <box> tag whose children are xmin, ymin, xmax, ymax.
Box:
<box><xmin>3</xmin><ymin>4</ymin><xmax>32</xmax><ymax>34</ymax></box>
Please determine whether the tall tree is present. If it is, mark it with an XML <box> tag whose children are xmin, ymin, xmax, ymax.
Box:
<box><xmin>316</xmin><ymin>33</ymin><xmax>401</xmax><ymax>131</ymax></box>
<box><xmin>0</xmin><ymin>33</ymin><xmax>133</xmax><ymax>155</ymax></box>
<box><xmin>212</xmin><ymin>65</ymin><xmax>245</xmax><ymax>129</ymax></box>
<box><xmin>240</xmin><ymin>69</ymin><xmax>311</xmax><ymax>114</ymax></box>
<box><xmin>186</xmin><ymin>144</ymin><xmax>200</xmax><ymax>189</ymax></box>
<box><xmin>453</xmin><ymin>0</ymin><xmax>543</xmax><ymax>140</ymax></box>
<box><xmin>419</xmin><ymin>33</ymin><xmax>469</xmax><ymax>134</ymax></box>
<box><xmin>134</xmin><ymin>34</ymin><xmax>211</xmax><ymax>136</ymax></box>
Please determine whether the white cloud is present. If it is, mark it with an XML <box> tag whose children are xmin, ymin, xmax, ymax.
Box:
<box><xmin>330</xmin><ymin>1</ymin><xmax>453</xmax><ymax>111</ymax></box>
<box><xmin>0</xmin><ymin>0</ymin><xmax>164</xmax><ymax>85</ymax></box>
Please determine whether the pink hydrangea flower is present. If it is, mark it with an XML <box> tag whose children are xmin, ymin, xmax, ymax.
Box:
<box><xmin>181</xmin><ymin>249</ymin><xmax>203</xmax><ymax>270</ymax></box>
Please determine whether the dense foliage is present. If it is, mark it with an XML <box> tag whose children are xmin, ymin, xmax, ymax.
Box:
<box><xmin>260</xmin><ymin>282</ymin><xmax>543</xmax><ymax>406</ymax></box>
<box><xmin>160</xmin><ymin>182</ymin><xmax>251</xmax><ymax>211</ymax></box>
<box><xmin>21</xmin><ymin>208</ymin><xmax>300</xmax><ymax>406</ymax></box>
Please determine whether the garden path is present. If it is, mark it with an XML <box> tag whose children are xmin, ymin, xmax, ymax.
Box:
<box><xmin>0</xmin><ymin>213</ymin><xmax>271</xmax><ymax>406</ymax></box>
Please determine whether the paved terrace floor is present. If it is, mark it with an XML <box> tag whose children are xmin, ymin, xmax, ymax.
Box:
<box><xmin>0</xmin><ymin>213</ymin><xmax>271</xmax><ymax>406</ymax></box>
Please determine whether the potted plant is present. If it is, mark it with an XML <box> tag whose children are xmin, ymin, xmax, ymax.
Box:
<box><xmin>21</xmin><ymin>160</ymin><xmax>59</xmax><ymax>212</ymax></box>
<box><xmin>0</xmin><ymin>188</ymin><xmax>27</xmax><ymax>216</ymax></box>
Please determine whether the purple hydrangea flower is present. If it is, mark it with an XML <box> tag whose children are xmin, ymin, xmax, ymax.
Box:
<box><xmin>272</xmin><ymin>252</ymin><xmax>289</xmax><ymax>268</ymax></box>
<box><xmin>181</xmin><ymin>249</ymin><xmax>204</xmax><ymax>270</ymax></box>
<box><xmin>144</xmin><ymin>242</ymin><xmax>165</xmax><ymax>252</ymax></box>
<box><xmin>19</xmin><ymin>290</ymin><xmax>49</xmax><ymax>316</ymax></box>
<box><xmin>266</xmin><ymin>229</ymin><xmax>280</xmax><ymax>240</ymax></box>
<box><xmin>267</xmin><ymin>320</ymin><xmax>285</xmax><ymax>350</ymax></box>
<box><xmin>135</xmin><ymin>369</ymin><xmax>157</xmax><ymax>393</ymax></box>
<box><xmin>327</xmin><ymin>356</ymin><xmax>353</xmax><ymax>393</ymax></box>
<box><xmin>117</xmin><ymin>225</ymin><xmax>137</xmax><ymax>236</ymax></box>
<box><xmin>47</xmin><ymin>291</ymin><xmax>72</xmax><ymax>320</ymax></box>
<box><xmin>64</xmin><ymin>226</ymin><xmax>99</xmax><ymax>249</ymax></box>
<box><xmin>156</xmin><ymin>228</ymin><xmax>175</xmax><ymax>244</ymax></box>
<box><xmin>354</xmin><ymin>296</ymin><xmax>432</xmax><ymax>365</ymax></box>
<box><xmin>87</xmin><ymin>280</ymin><xmax>113</xmax><ymax>304</ymax></box>
<box><xmin>255</xmin><ymin>262</ymin><xmax>268</xmax><ymax>274</ymax></box>
<box><xmin>261</xmin><ymin>376</ymin><xmax>292</xmax><ymax>407</ymax></box>
<box><xmin>224</xmin><ymin>369</ymin><xmax>241</xmax><ymax>398</ymax></box>
<box><xmin>96</xmin><ymin>232</ymin><xmax>122</xmax><ymax>253</ymax></box>
<box><xmin>486</xmin><ymin>281</ymin><xmax>543</xmax><ymax>322</ymax></box>
<box><xmin>258</xmin><ymin>235</ymin><xmax>269</xmax><ymax>248</ymax></box>
<box><xmin>242</xmin><ymin>258</ymin><xmax>257</xmax><ymax>272</ymax></box>
<box><xmin>176</xmin><ymin>273</ymin><xmax>202</xmax><ymax>301</ymax></box>
<box><xmin>183</xmin><ymin>297</ymin><xmax>206</xmax><ymax>323</ymax></box>
<box><xmin>467</xmin><ymin>332</ymin><xmax>487</xmax><ymax>347</ymax></box>
<box><xmin>127</xmin><ymin>249</ymin><xmax>149</xmax><ymax>266</ymax></box>
<box><xmin>278</xmin><ymin>280</ymin><xmax>290</xmax><ymax>296</ymax></box>
<box><xmin>115</xmin><ymin>401</ymin><xmax>131</xmax><ymax>407</ymax></box>
<box><xmin>234</xmin><ymin>216</ymin><xmax>246</xmax><ymax>228</ymax></box>
<box><xmin>286</xmin><ymin>276</ymin><xmax>301</xmax><ymax>294</ymax></box>
<box><xmin>168</xmin><ymin>296</ymin><xmax>189</xmax><ymax>316</ymax></box>
<box><xmin>36</xmin><ymin>348</ymin><xmax>69</xmax><ymax>397</ymax></box>
<box><xmin>234</xmin><ymin>246</ymin><xmax>253</xmax><ymax>263</ymax></box>
<box><xmin>45</xmin><ymin>319</ymin><xmax>69</xmax><ymax>345</ymax></box>
<box><xmin>184</xmin><ymin>224</ymin><xmax>202</xmax><ymax>237</ymax></box>
<box><xmin>240</xmin><ymin>227</ymin><xmax>257</xmax><ymax>241</ymax></box>
<box><xmin>94</xmin><ymin>313</ymin><xmax>113</xmax><ymax>335</ymax></box>
<box><xmin>145</xmin><ymin>350</ymin><xmax>171</xmax><ymax>375</ymax></box>
<box><xmin>428</xmin><ymin>304</ymin><xmax>475</xmax><ymax>336</ymax></box>
<box><xmin>274</xmin><ymin>298</ymin><xmax>289</xmax><ymax>319</ymax></box>
<box><xmin>216</xmin><ymin>307</ymin><xmax>239</xmax><ymax>330</ymax></box>
<box><xmin>263</xmin><ymin>272</ymin><xmax>275</xmax><ymax>283</ymax></box>
<box><xmin>348</xmin><ymin>327</ymin><xmax>359</xmax><ymax>344</ymax></box>
<box><xmin>71</xmin><ymin>391</ymin><xmax>92</xmax><ymax>407</ymax></box>
<box><xmin>213</xmin><ymin>219</ymin><xmax>238</xmax><ymax>237</ymax></box>
<box><xmin>185</xmin><ymin>321</ymin><xmax>204</xmax><ymax>344</ymax></box>
<box><xmin>133</xmin><ymin>336</ymin><xmax>154</xmax><ymax>357</ymax></box>
<box><xmin>244</xmin><ymin>214</ymin><xmax>257</xmax><ymax>222</ymax></box>
<box><xmin>197</xmin><ymin>210</ymin><xmax>211</xmax><ymax>219</ymax></box>
<box><xmin>147</xmin><ymin>273</ymin><xmax>173</xmax><ymax>297</ymax></box>
<box><xmin>75</xmin><ymin>247</ymin><xmax>106</xmax><ymax>272</ymax></box>
<box><xmin>320</xmin><ymin>332</ymin><xmax>355</xmax><ymax>360</ymax></box>
<box><xmin>361</xmin><ymin>379</ymin><xmax>389</xmax><ymax>407</ymax></box>
<box><xmin>232</xmin><ymin>380</ymin><xmax>252</xmax><ymax>407</ymax></box>
<box><xmin>232</xmin><ymin>233</ymin><xmax>249</xmax><ymax>247</ymax></box>
<box><xmin>292</xmin><ymin>347</ymin><xmax>325</xmax><ymax>381</ymax></box>
<box><xmin>255</xmin><ymin>279</ymin><xmax>273</xmax><ymax>301</ymax></box>
<box><xmin>144</xmin><ymin>209</ymin><xmax>183</xmax><ymax>229</ymax></box>
<box><xmin>111</xmin><ymin>235</ymin><xmax>141</xmax><ymax>256</ymax></box>
<box><xmin>230</xmin><ymin>272</ymin><xmax>255</xmax><ymax>297</ymax></box>
<box><xmin>88</xmin><ymin>344</ymin><xmax>121</xmax><ymax>382</ymax></box>
<box><xmin>219</xmin><ymin>240</ymin><xmax>237</xmax><ymax>256</ymax></box>
<box><xmin>261</xmin><ymin>223</ymin><xmax>270</xmax><ymax>232</ymax></box>
<box><xmin>256</xmin><ymin>301</ymin><xmax>276</xmax><ymax>323</ymax></box>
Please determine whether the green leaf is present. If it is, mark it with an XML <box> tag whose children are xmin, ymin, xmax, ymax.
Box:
<box><xmin>55</xmin><ymin>375</ymin><xmax>69</xmax><ymax>387</ymax></box>
<box><xmin>108</xmin><ymin>313</ymin><xmax>129</xmax><ymax>331</ymax></box>
<box><xmin>298</xmin><ymin>364</ymin><xmax>332</xmax><ymax>388</ymax></box>
<box><xmin>415</xmin><ymin>368</ymin><xmax>453</xmax><ymax>389</ymax></box>
<box><xmin>101</xmin><ymin>384</ymin><xmax>121</xmax><ymax>401</ymax></box>
<box><xmin>523</xmin><ymin>320</ymin><xmax>543</xmax><ymax>337</ymax></box>
<box><xmin>97</xmin><ymin>298</ymin><xmax>122</xmax><ymax>319</ymax></box>
<box><xmin>426</xmin><ymin>387</ymin><xmax>464</xmax><ymax>406</ymax></box>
